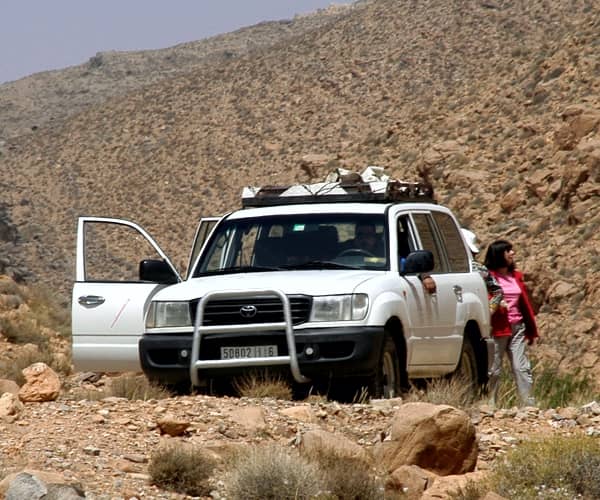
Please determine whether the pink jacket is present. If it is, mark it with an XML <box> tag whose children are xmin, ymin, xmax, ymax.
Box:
<box><xmin>489</xmin><ymin>270</ymin><xmax>538</xmax><ymax>341</ymax></box>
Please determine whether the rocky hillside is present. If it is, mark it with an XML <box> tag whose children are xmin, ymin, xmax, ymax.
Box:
<box><xmin>0</xmin><ymin>3</ymin><xmax>353</xmax><ymax>141</ymax></box>
<box><xmin>0</xmin><ymin>0</ymin><xmax>598</xmax><ymax>381</ymax></box>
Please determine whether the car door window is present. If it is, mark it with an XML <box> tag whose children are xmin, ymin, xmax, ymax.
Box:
<box><xmin>397</xmin><ymin>215</ymin><xmax>415</xmax><ymax>261</ymax></box>
<box><xmin>187</xmin><ymin>217</ymin><xmax>220</xmax><ymax>278</ymax></box>
<box><xmin>83</xmin><ymin>221</ymin><xmax>166</xmax><ymax>282</ymax></box>
<box><xmin>411</xmin><ymin>213</ymin><xmax>446</xmax><ymax>273</ymax></box>
<box><xmin>432</xmin><ymin>212</ymin><xmax>469</xmax><ymax>273</ymax></box>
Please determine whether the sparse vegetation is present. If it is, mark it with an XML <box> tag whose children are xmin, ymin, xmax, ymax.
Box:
<box><xmin>492</xmin><ymin>362</ymin><xmax>599</xmax><ymax>409</ymax></box>
<box><xmin>0</xmin><ymin>276</ymin><xmax>72</xmax><ymax>383</ymax></box>
<box><xmin>304</xmin><ymin>447</ymin><xmax>383</xmax><ymax>500</ymax></box>
<box><xmin>403</xmin><ymin>376</ymin><xmax>476</xmax><ymax>409</ymax></box>
<box><xmin>0</xmin><ymin>316</ymin><xmax>48</xmax><ymax>348</ymax></box>
<box><xmin>449</xmin><ymin>480</ymin><xmax>489</xmax><ymax>500</ymax></box>
<box><xmin>0</xmin><ymin>342</ymin><xmax>70</xmax><ymax>386</ymax></box>
<box><xmin>105</xmin><ymin>373</ymin><xmax>172</xmax><ymax>400</ymax></box>
<box><xmin>149</xmin><ymin>442</ymin><xmax>217</xmax><ymax>497</ymax></box>
<box><xmin>232</xmin><ymin>370</ymin><xmax>292</xmax><ymax>400</ymax></box>
<box><xmin>69</xmin><ymin>373</ymin><xmax>171</xmax><ymax>401</ymax></box>
<box><xmin>490</xmin><ymin>436</ymin><xmax>600</xmax><ymax>499</ymax></box>
<box><xmin>22</xmin><ymin>285</ymin><xmax>71</xmax><ymax>338</ymax></box>
<box><xmin>224</xmin><ymin>444</ymin><xmax>323</xmax><ymax>500</ymax></box>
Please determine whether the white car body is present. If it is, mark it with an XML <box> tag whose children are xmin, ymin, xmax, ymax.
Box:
<box><xmin>72</xmin><ymin>198</ymin><xmax>491</xmax><ymax>395</ymax></box>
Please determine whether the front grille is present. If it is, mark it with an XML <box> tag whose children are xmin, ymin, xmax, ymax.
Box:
<box><xmin>190</xmin><ymin>295</ymin><xmax>311</xmax><ymax>326</ymax></box>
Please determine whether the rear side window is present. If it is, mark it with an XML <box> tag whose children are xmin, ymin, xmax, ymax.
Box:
<box><xmin>411</xmin><ymin>213</ymin><xmax>446</xmax><ymax>273</ymax></box>
<box><xmin>432</xmin><ymin>212</ymin><xmax>469</xmax><ymax>273</ymax></box>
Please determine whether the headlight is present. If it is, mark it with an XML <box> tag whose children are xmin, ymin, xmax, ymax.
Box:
<box><xmin>145</xmin><ymin>301</ymin><xmax>191</xmax><ymax>328</ymax></box>
<box><xmin>310</xmin><ymin>294</ymin><xmax>368</xmax><ymax>322</ymax></box>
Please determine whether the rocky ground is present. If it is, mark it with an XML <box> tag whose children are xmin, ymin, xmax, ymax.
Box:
<box><xmin>1</xmin><ymin>369</ymin><xmax>598</xmax><ymax>499</ymax></box>
<box><xmin>0</xmin><ymin>274</ymin><xmax>597</xmax><ymax>498</ymax></box>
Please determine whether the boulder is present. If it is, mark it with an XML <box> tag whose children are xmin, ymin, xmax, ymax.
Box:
<box><xmin>0</xmin><ymin>392</ymin><xmax>23</xmax><ymax>422</ymax></box>
<box><xmin>375</xmin><ymin>402</ymin><xmax>478</xmax><ymax>475</ymax></box>
<box><xmin>385</xmin><ymin>464</ymin><xmax>437</xmax><ymax>500</ymax></box>
<box><xmin>156</xmin><ymin>414</ymin><xmax>190</xmax><ymax>436</ymax></box>
<box><xmin>18</xmin><ymin>362</ymin><xmax>61</xmax><ymax>402</ymax></box>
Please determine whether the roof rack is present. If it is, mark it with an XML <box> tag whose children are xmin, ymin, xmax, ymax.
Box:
<box><xmin>241</xmin><ymin>178</ymin><xmax>435</xmax><ymax>208</ymax></box>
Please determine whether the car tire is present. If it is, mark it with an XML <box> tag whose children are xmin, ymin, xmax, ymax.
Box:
<box><xmin>453</xmin><ymin>336</ymin><xmax>479</xmax><ymax>395</ymax></box>
<box><xmin>368</xmin><ymin>333</ymin><xmax>403</xmax><ymax>399</ymax></box>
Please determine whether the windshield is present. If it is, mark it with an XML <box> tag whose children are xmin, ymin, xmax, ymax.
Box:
<box><xmin>193</xmin><ymin>213</ymin><xmax>389</xmax><ymax>276</ymax></box>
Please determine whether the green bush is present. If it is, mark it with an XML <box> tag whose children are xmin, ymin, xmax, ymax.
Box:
<box><xmin>533</xmin><ymin>364</ymin><xmax>598</xmax><ymax>409</ymax></box>
<box><xmin>491</xmin><ymin>436</ymin><xmax>600</xmax><ymax>499</ymax></box>
<box><xmin>149</xmin><ymin>442</ymin><xmax>216</xmax><ymax>496</ymax></box>
<box><xmin>493</xmin><ymin>362</ymin><xmax>599</xmax><ymax>409</ymax></box>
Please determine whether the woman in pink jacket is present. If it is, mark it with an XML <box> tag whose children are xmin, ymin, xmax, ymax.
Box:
<box><xmin>484</xmin><ymin>240</ymin><xmax>539</xmax><ymax>407</ymax></box>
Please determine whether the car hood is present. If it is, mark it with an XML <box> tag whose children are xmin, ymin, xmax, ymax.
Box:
<box><xmin>152</xmin><ymin>270</ymin><xmax>382</xmax><ymax>301</ymax></box>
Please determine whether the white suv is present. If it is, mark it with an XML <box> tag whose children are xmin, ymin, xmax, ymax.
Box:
<box><xmin>72</xmin><ymin>177</ymin><xmax>492</xmax><ymax>398</ymax></box>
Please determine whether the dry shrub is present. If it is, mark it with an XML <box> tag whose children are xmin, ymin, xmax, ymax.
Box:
<box><xmin>305</xmin><ymin>447</ymin><xmax>383</xmax><ymax>500</ymax></box>
<box><xmin>0</xmin><ymin>316</ymin><xmax>48</xmax><ymax>347</ymax></box>
<box><xmin>69</xmin><ymin>387</ymin><xmax>105</xmax><ymax>401</ymax></box>
<box><xmin>491</xmin><ymin>436</ymin><xmax>600</xmax><ymax>499</ymax></box>
<box><xmin>232</xmin><ymin>369</ymin><xmax>292</xmax><ymax>400</ymax></box>
<box><xmin>105</xmin><ymin>373</ymin><xmax>172</xmax><ymax>400</ymax></box>
<box><xmin>22</xmin><ymin>285</ymin><xmax>70</xmax><ymax>338</ymax></box>
<box><xmin>149</xmin><ymin>442</ymin><xmax>217</xmax><ymax>497</ymax></box>
<box><xmin>224</xmin><ymin>444</ymin><xmax>322</xmax><ymax>500</ymax></box>
<box><xmin>352</xmin><ymin>385</ymin><xmax>370</xmax><ymax>404</ymax></box>
<box><xmin>0</xmin><ymin>276</ymin><xmax>21</xmax><ymax>296</ymax></box>
<box><xmin>403</xmin><ymin>376</ymin><xmax>474</xmax><ymax>409</ymax></box>
<box><xmin>449</xmin><ymin>479</ymin><xmax>490</xmax><ymax>499</ymax></box>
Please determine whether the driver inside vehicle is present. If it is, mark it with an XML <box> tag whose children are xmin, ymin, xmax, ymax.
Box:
<box><xmin>341</xmin><ymin>222</ymin><xmax>385</xmax><ymax>257</ymax></box>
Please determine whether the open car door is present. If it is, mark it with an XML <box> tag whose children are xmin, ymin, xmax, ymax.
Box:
<box><xmin>72</xmin><ymin>217</ymin><xmax>181</xmax><ymax>372</ymax></box>
<box><xmin>186</xmin><ymin>216</ymin><xmax>221</xmax><ymax>278</ymax></box>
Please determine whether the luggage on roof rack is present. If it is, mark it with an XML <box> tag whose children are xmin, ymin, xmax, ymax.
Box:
<box><xmin>241</xmin><ymin>178</ymin><xmax>434</xmax><ymax>207</ymax></box>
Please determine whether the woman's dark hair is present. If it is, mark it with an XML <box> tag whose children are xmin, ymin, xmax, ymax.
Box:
<box><xmin>484</xmin><ymin>239</ymin><xmax>514</xmax><ymax>271</ymax></box>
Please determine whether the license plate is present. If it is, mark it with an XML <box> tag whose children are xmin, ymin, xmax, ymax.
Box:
<box><xmin>220</xmin><ymin>345</ymin><xmax>278</xmax><ymax>360</ymax></box>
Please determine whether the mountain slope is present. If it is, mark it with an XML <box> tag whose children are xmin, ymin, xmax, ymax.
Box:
<box><xmin>1</xmin><ymin>0</ymin><xmax>598</xmax><ymax>379</ymax></box>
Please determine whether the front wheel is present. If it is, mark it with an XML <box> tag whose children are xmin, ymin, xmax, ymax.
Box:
<box><xmin>453</xmin><ymin>337</ymin><xmax>479</xmax><ymax>396</ymax></box>
<box><xmin>368</xmin><ymin>334</ymin><xmax>405</xmax><ymax>399</ymax></box>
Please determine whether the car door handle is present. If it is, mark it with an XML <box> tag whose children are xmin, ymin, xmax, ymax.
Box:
<box><xmin>78</xmin><ymin>295</ymin><xmax>106</xmax><ymax>306</ymax></box>
<box><xmin>453</xmin><ymin>285</ymin><xmax>463</xmax><ymax>302</ymax></box>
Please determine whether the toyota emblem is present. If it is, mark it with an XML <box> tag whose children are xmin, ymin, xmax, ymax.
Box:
<box><xmin>239</xmin><ymin>305</ymin><xmax>257</xmax><ymax>318</ymax></box>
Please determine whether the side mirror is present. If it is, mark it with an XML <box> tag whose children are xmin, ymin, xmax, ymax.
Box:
<box><xmin>400</xmin><ymin>250</ymin><xmax>434</xmax><ymax>275</ymax></box>
<box><xmin>139</xmin><ymin>259</ymin><xmax>178</xmax><ymax>284</ymax></box>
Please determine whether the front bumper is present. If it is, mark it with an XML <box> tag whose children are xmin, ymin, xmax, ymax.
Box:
<box><xmin>139</xmin><ymin>326</ymin><xmax>385</xmax><ymax>385</ymax></box>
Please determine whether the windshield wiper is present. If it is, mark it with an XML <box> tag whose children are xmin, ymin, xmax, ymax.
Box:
<box><xmin>200</xmin><ymin>265</ymin><xmax>281</xmax><ymax>276</ymax></box>
<box><xmin>281</xmin><ymin>260</ymin><xmax>359</xmax><ymax>270</ymax></box>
